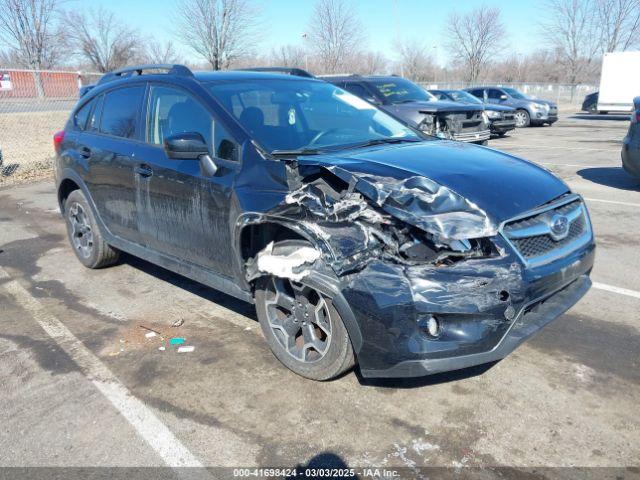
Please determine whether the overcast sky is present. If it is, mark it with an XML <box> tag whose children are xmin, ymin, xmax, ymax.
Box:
<box><xmin>88</xmin><ymin>0</ymin><xmax>543</xmax><ymax>65</ymax></box>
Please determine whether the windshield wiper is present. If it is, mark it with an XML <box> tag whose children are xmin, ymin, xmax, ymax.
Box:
<box><xmin>342</xmin><ymin>137</ymin><xmax>422</xmax><ymax>150</ymax></box>
<box><xmin>270</xmin><ymin>148</ymin><xmax>323</xmax><ymax>157</ymax></box>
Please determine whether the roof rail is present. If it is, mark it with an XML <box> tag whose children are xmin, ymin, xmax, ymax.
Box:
<box><xmin>97</xmin><ymin>64</ymin><xmax>194</xmax><ymax>85</ymax></box>
<box><xmin>239</xmin><ymin>67</ymin><xmax>314</xmax><ymax>78</ymax></box>
<box><xmin>315</xmin><ymin>73</ymin><xmax>361</xmax><ymax>78</ymax></box>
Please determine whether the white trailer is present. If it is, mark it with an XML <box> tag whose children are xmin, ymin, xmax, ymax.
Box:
<box><xmin>597</xmin><ymin>51</ymin><xmax>640</xmax><ymax>113</ymax></box>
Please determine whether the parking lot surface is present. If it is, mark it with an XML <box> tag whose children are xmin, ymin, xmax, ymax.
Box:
<box><xmin>1</xmin><ymin>113</ymin><xmax>638</xmax><ymax>474</ymax></box>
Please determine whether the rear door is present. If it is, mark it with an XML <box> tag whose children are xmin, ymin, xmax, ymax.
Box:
<box><xmin>80</xmin><ymin>85</ymin><xmax>147</xmax><ymax>243</ymax></box>
<box><xmin>133</xmin><ymin>83</ymin><xmax>242</xmax><ymax>277</ymax></box>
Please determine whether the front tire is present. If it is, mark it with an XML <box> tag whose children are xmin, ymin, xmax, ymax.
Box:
<box><xmin>514</xmin><ymin>109</ymin><xmax>530</xmax><ymax>127</ymax></box>
<box><xmin>64</xmin><ymin>190</ymin><xmax>119</xmax><ymax>269</ymax></box>
<box><xmin>254</xmin><ymin>241</ymin><xmax>355</xmax><ymax>381</ymax></box>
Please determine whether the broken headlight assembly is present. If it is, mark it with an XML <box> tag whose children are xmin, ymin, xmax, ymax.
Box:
<box><xmin>418</xmin><ymin>114</ymin><xmax>436</xmax><ymax>134</ymax></box>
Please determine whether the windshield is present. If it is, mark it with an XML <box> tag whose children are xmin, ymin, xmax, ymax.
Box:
<box><xmin>206</xmin><ymin>79</ymin><xmax>421</xmax><ymax>153</ymax></box>
<box><xmin>367</xmin><ymin>78</ymin><xmax>435</xmax><ymax>104</ymax></box>
<box><xmin>446</xmin><ymin>90</ymin><xmax>483</xmax><ymax>105</ymax></box>
<box><xmin>502</xmin><ymin>87</ymin><xmax>529</xmax><ymax>100</ymax></box>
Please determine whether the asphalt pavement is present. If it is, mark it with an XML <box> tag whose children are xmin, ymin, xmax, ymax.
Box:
<box><xmin>0</xmin><ymin>112</ymin><xmax>638</xmax><ymax>477</ymax></box>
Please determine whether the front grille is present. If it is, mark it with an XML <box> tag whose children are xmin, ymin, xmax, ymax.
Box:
<box><xmin>453</xmin><ymin>129</ymin><xmax>491</xmax><ymax>142</ymax></box>
<box><xmin>501</xmin><ymin>197</ymin><xmax>592</xmax><ymax>266</ymax></box>
<box><xmin>503</xmin><ymin>113</ymin><xmax>515</xmax><ymax>121</ymax></box>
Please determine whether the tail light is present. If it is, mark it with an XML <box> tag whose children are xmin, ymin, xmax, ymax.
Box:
<box><xmin>53</xmin><ymin>130</ymin><xmax>65</xmax><ymax>154</ymax></box>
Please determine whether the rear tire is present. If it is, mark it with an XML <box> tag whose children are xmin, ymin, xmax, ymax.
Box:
<box><xmin>64</xmin><ymin>190</ymin><xmax>119</xmax><ymax>269</ymax></box>
<box><xmin>254</xmin><ymin>240</ymin><xmax>355</xmax><ymax>381</ymax></box>
<box><xmin>514</xmin><ymin>109</ymin><xmax>530</xmax><ymax>127</ymax></box>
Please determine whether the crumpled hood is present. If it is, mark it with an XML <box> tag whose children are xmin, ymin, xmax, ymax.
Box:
<box><xmin>298</xmin><ymin>141</ymin><xmax>569</xmax><ymax>228</ymax></box>
<box><xmin>394</xmin><ymin>100</ymin><xmax>483</xmax><ymax>113</ymax></box>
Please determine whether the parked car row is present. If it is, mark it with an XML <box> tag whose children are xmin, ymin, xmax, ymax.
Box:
<box><xmin>56</xmin><ymin>64</ymin><xmax>595</xmax><ymax>381</ymax></box>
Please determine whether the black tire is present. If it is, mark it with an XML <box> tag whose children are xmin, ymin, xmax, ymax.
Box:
<box><xmin>64</xmin><ymin>189</ymin><xmax>119</xmax><ymax>269</ymax></box>
<box><xmin>254</xmin><ymin>240</ymin><xmax>355</xmax><ymax>381</ymax></box>
<box><xmin>498</xmin><ymin>132</ymin><xmax>507</xmax><ymax>137</ymax></box>
<box><xmin>514</xmin><ymin>109</ymin><xmax>530</xmax><ymax>127</ymax></box>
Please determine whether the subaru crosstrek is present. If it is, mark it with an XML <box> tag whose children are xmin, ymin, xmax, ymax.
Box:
<box><xmin>54</xmin><ymin>65</ymin><xmax>595</xmax><ymax>380</ymax></box>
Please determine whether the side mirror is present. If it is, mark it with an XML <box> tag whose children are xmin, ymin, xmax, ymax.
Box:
<box><xmin>164</xmin><ymin>132</ymin><xmax>209</xmax><ymax>160</ymax></box>
<box><xmin>500</xmin><ymin>94</ymin><xmax>508</xmax><ymax>100</ymax></box>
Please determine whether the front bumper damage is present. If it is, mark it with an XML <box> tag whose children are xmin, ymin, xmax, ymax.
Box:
<box><xmin>244</xmin><ymin>160</ymin><xmax>595</xmax><ymax>378</ymax></box>
<box><xmin>490</xmin><ymin>118</ymin><xmax>517</xmax><ymax>134</ymax></box>
<box><xmin>419</xmin><ymin>111</ymin><xmax>491</xmax><ymax>143</ymax></box>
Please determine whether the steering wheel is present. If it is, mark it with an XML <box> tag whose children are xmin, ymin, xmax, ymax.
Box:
<box><xmin>308</xmin><ymin>128</ymin><xmax>345</xmax><ymax>146</ymax></box>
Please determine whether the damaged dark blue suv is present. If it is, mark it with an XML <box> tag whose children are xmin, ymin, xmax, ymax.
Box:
<box><xmin>54</xmin><ymin>65</ymin><xmax>595</xmax><ymax>380</ymax></box>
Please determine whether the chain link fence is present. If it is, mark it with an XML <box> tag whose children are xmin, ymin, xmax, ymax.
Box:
<box><xmin>0</xmin><ymin>68</ymin><xmax>599</xmax><ymax>186</ymax></box>
<box><xmin>0</xmin><ymin>69</ymin><xmax>101</xmax><ymax>185</ymax></box>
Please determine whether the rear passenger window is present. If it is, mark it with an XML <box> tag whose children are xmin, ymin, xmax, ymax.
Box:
<box><xmin>74</xmin><ymin>100</ymin><xmax>93</xmax><ymax>130</ymax></box>
<box><xmin>100</xmin><ymin>86</ymin><xmax>144</xmax><ymax>139</ymax></box>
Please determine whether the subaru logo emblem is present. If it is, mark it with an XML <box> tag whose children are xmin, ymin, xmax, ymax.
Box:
<box><xmin>549</xmin><ymin>214</ymin><xmax>569</xmax><ymax>241</ymax></box>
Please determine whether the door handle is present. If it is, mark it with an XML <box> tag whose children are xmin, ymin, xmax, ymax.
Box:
<box><xmin>134</xmin><ymin>164</ymin><xmax>153</xmax><ymax>177</ymax></box>
<box><xmin>79</xmin><ymin>146</ymin><xmax>91</xmax><ymax>158</ymax></box>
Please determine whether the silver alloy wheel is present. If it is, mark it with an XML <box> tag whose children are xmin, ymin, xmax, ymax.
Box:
<box><xmin>263</xmin><ymin>276</ymin><xmax>332</xmax><ymax>363</ymax></box>
<box><xmin>514</xmin><ymin>110</ymin><xmax>528</xmax><ymax>127</ymax></box>
<box><xmin>68</xmin><ymin>202</ymin><xmax>94</xmax><ymax>259</ymax></box>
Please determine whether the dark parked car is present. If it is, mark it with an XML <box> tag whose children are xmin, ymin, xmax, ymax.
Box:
<box><xmin>465</xmin><ymin>86</ymin><xmax>558</xmax><ymax>127</ymax></box>
<box><xmin>323</xmin><ymin>75</ymin><xmax>491</xmax><ymax>144</ymax></box>
<box><xmin>582</xmin><ymin>91</ymin><xmax>600</xmax><ymax>113</ymax></box>
<box><xmin>54</xmin><ymin>65</ymin><xmax>595</xmax><ymax>380</ymax></box>
<box><xmin>622</xmin><ymin>96</ymin><xmax>640</xmax><ymax>179</ymax></box>
<box><xmin>430</xmin><ymin>89</ymin><xmax>516</xmax><ymax>137</ymax></box>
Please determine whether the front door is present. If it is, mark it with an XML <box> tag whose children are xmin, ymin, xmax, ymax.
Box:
<box><xmin>134</xmin><ymin>84</ymin><xmax>241</xmax><ymax>277</ymax></box>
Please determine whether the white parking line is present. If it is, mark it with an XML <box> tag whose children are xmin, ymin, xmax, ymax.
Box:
<box><xmin>540</xmin><ymin>162</ymin><xmax>609</xmax><ymax>168</ymax></box>
<box><xmin>584</xmin><ymin>197</ymin><xmax>640</xmax><ymax>208</ymax></box>
<box><xmin>0</xmin><ymin>267</ymin><xmax>208</xmax><ymax>473</ymax></box>
<box><xmin>593</xmin><ymin>282</ymin><xmax>640</xmax><ymax>300</ymax></box>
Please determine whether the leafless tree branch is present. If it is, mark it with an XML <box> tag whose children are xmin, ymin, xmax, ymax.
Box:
<box><xmin>64</xmin><ymin>7</ymin><xmax>142</xmax><ymax>72</ymax></box>
<box><xmin>0</xmin><ymin>0</ymin><xmax>65</xmax><ymax>69</ymax></box>
<box><xmin>175</xmin><ymin>0</ymin><xmax>259</xmax><ymax>70</ymax></box>
<box><xmin>308</xmin><ymin>0</ymin><xmax>365</xmax><ymax>74</ymax></box>
<box><xmin>444</xmin><ymin>5</ymin><xmax>506</xmax><ymax>82</ymax></box>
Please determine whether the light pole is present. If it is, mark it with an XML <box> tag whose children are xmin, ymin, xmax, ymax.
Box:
<box><xmin>301</xmin><ymin>33</ymin><xmax>309</xmax><ymax>71</ymax></box>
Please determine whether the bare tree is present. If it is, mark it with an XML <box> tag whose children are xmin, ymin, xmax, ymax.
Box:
<box><xmin>65</xmin><ymin>8</ymin><xmax>141</xmax><ymax>72</ymax></box>
<box><xmin>269</xmin><ymin>44</ymin><xmax>307</xmax><ymax>68</ymax></box>
<box><xmin>175</xmin><ymin>0</ymin><xmax>258</xmax><ymax>70</ymax></box>
<box><xmin>353</xmin><ymin>51</ymin><xmax>387</xmax><ymax>75</ymax></box>
<box><xmin>395</xmin><ymin>40</ymin><xmax>436</xmax><ymax>82</ymax></box>
<box><xmin>0</xmin><ymin>0</ymin><xmax>65</xmax><ymax>69</ymax></box>
<box><xmin>144</xmin><ymin>40</ymin><xmax>179</xmax><ymax>64</ymax></box>
<box><xmin>541</xmin><ymin>0</ymin><xmax>600</xmax><ymax>85</ymax></box>
<box><xmin>308</xmin><ymin>0</ymin><xmax>364</xmax><ymax>74</ymax></box>
<box><xmin>445</xmin><ymin>5</ymin><xmax>506</xmax><ymax>82</ymax></box>
<box><xmin>595</xmin><ymin>0</ymin><xmax>640</xmax><ymax>52</ymax></box>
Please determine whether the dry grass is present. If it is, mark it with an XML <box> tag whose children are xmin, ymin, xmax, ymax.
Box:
<box><xmin>0</xmin><ymin>110</ymin><xmax>67</xmax><ymax>186</ymax></box>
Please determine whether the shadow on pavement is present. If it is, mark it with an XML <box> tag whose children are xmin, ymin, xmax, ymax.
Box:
<box><xmin>570</xmin><ymin>114</ymin><xmax>630</xmax><ymax>121</ymax></box>
<box><xmin>121</xmin><ymin>253</ymin><xmax>258</xmax><ymax>321</ymax></box>
<box><xmin>287</xmin><ymin>452</ymin><xmax>358</xmax><ymax>479</ymax></box>
<box><xmin>577</xmin><ymin>167</ymin><xmax>640</xmax><ymax>191</ymax></box>
<box><xmin>356</xmin><ymin>361</ymin><xmax>499</xmax><ymax>389</ymax></box>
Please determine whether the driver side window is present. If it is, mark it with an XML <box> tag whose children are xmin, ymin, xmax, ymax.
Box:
<box><xmin>147</xmin><ymin>85</ymin><xmax>238</xmax><ymax>161</ymax></box>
